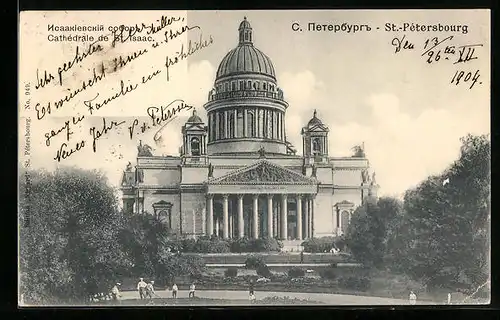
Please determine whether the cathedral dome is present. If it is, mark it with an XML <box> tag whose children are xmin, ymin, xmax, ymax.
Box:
<box><xmin>215</xmin><ymin>17</ymin><xmax>276</xmax><ymax>80</ymax></box>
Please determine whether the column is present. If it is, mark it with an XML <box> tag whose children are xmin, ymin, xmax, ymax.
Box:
<box><xmin>224</xmin><ymin>110</ymin><xmax>228</xmax><ymax>139</ymax></box>
<box><xmin>244</xmin><ymin>109</ymin><xmax>248</xmax><ymax>137</ymax></box>
<box><xmin>207</xmin><ymin>195</ymin><xmax>213</xmax><ymax>236</ymax></box>
<box><xmin>296</xmin><ymin>195</ymin><xmax>303</xmax><ymax>240</ymax></box>
<box><xmin>254</xmin><ymin>108</ymin><xmax>258</xmax><ymax>138</ymax></box>
<box><xmin>223</xmin><ymin>195</ymin><xmax>229</xmax><ymax>239</ymax></box>
<box><xmin>281</xmin><ymin>195</ymin><xmax>288</xmax><ymax>240</ymax></box>
<box><xmin>234</xmin><ymin>109</ymin><xmax>238</xmax><ymax>138</ymax></box>
<box><xmin>310</xmin><ymin>197</ymin><xmax>315</xmax><ymax>238</ymax></box>
<box><xmin>252</xmin><ymin>195</ymin><xmax>259</xmax><ymax>239</ymax></box>
<box><xmin>215</xmin><ymin>111</ymin><xmax>219</xmax><ymax>140</ymax></box>
<box><xmin>267</xmin><ymin>194</ymin><xmax>273</xmax><ymax>238</ymax></box>
<box><xmin>215</xmin><ymin>218</ymin><xmax>219</xmax><ymax>237</ymax></box>
<box><xmin>229</xmin><ymin>211</ymin><xmax>233</xmax><ymax>239</ymax></box>
<box><xmin>238</xmin><ymin>195</ymin><xmax>244</xmax><ymax>239</ymax></box>
<box><xmin>304</xmin><ymin>198</ymin><xmax>309</xmax><ymax>239</ymax></box>
<box><xmin>338</xmin><ymin>210</ymin><xmax>342</xmax><ymax>235</ymax></box>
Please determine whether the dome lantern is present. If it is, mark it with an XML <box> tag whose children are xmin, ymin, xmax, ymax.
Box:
<box><xmin>238</xmin><ymin>16</ymin><xmax>253</xmax><ymax>45</ymax></box>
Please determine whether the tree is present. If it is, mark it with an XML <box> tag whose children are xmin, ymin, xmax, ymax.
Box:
<box><xmin>400</xmin><ymin>134</ymin><xmax>490</xmax><ymax>291</ymax></box>
<box><xmin>345</xmin><ymin>197</ymin><xmax>403</xmax><ymax>268</ymax></box>
<box><xmin>19</xmin><ymin>168</ymin><xmax>133</xmax><ymax>304</ymax></box>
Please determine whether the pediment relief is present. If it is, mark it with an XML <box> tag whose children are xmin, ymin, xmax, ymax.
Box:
<box><xmin>209</xmin><ymin>160</ymin><xmax>317</xmax><ymax>185</ymax></box>
<box><xmin>335</xmin><ymin>200</ymin><xmax>355</xmax><ymax>208</ymax></box>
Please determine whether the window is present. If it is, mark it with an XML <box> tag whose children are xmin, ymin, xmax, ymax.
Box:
<box><xmin>313</xmin><ymin>138</ymin><xmax>321</xmax><ymax>154</ymax></box>
<box><xmin>248</xmin><ymin>80</ymin><xmax>251</xmax><ymax>89</ymax></box>
<box><xmin>340</xmin><ymin>211</ymin><xmax>350</xmax><ymax>234</ymax></box>
<box><xmin>237</xmin><ymin>110</ymin><xmax>244</xmax><ymax>137</ymax></box>
<box><xmin>245</xmin><ymin>32</ymin><xmax>248</xmax><ymax>40</ymax></box>
<box><xmin>191</xmin><ymin>137</ymin><xmax>200</xmax><ymax>156</ymax></box>
<box><xmin>239</xmin><ymin>81</ymin><xmax>244</xmax><ymax>90</ymax></box>
<box><xmin>263</xmin><ymin>82</ymin><xmax>267</xmax><ymax>90</ymax></box>
<box><xmin>247</xmin><ymin>110</ymin><xmax>255</xmax><ymax>137</ymax></box>
<box><xmin>218</xmin><ymin>112</ymin><xmax>225</xmax><ymax>139</ymax></box>
<box><xmin>225</xmin><ymin>82</ymin><xmax>229</xmax><ymax>92</ymax></box>
<box><xmin>232</xmin><ymin>82</ymin><xmax>236</xmax><ymax>91</ymax></box>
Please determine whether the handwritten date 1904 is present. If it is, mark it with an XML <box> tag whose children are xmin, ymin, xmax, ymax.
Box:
<box><xmin>451</xmin><ymin>69</ymin><xmax>481</xmax><ymax>89</ymax></box>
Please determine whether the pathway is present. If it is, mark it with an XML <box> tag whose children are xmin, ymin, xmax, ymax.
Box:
<box><xmin>120</xmin><ymin>289</ymin><xmax>436</xmax><ymax>305</ymax></box>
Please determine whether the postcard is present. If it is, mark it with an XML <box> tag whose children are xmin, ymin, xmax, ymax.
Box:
<box><xmin>18</xmin><ymin>10</ymin><xmax>490</xmax><ymax>306</ymax></box>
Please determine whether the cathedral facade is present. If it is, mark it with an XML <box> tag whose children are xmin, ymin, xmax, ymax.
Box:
<box><xmin>121</xmin><ymin>17</ymin><xmax>379</xmax><ymax>241</ymax></box>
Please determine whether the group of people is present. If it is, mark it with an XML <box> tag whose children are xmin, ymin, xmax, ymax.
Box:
<box><xmin>139</xmin><ymin>278</ymin><xmax>197</xmax><ymax>300</ymax></box>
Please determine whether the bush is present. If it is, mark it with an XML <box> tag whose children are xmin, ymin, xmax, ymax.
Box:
<box><xmin>319</xmin><ymin>268</ymin><xmax>337</xmax><ymax>280</ymax></box>
<box><xmin>193</xmin><ymin>239</ymin><xmax>230</xmax><ymax>253</ymax></box>
<box><xmin>181</xmin><ymin>238</ymin><xmax>197</xmax><ymax>252</ymax></box>
<box><xmin>224</xmin><ymin>267</ymin><xmax>238</xmax><ymax>277</ymax></box>
<box><xmin>245</xmin><ymin>255</ymin><xmax>266</xmax><ymax>269</ymax></box>
<box><xmin>252</xmin><ymin>238</ymin><xmax>283</xmax><ymax>252</ymax></box>
<box><xmin>230</xmin><ymin>237</ymin><xmax>283</xmax><ymax>253</ymax></box>
<box><xmin>230</xmin><ymin>237</ymin><xmax>252</xmax><ymax>253</ymax></box>
<box><xmin>287</xmin><ymin>267</ymin><xmax>305</xmax><ymax>278</ymax></box>
<box><xmin>338</xmin><ymin>276</ymin><xmax>371</xmax><ymax>291</ymax></box>
<box><xmin>301</xmin><ymin>237</ymin><xmax>339</xmax><ymax>253</ymax></box>
<box><xmin>256</xmin><ymin>264</ymin><xmax>272</xmax><ymax>278</ymax></box>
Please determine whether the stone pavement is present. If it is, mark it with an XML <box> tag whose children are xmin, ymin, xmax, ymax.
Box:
<box><xmin>120</xmin><ymin>289</ymin><xmax>437</xmax><ymax>305</ymax></box>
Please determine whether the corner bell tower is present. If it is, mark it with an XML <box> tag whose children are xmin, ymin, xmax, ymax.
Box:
<box><xmin>302</xmin><ymin>110</ymin><xmax>329</xmax><ymax>164</ymax></box>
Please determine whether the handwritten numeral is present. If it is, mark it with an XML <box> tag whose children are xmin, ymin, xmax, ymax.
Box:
<box><xmin>451</xmin><ymin>70</ymin><xmax>481</xmax><ymax>89</ymax></box>
<box><xmin>426</xmin><ymin>50</ymin><xmax>442</xmax><ymax>64</ymax></box>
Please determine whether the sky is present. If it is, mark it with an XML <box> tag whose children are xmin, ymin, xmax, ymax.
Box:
<box><xmin>19</xmin><ymin>10</ymin><xmax>490</xmax><ymax>198</ymax></box>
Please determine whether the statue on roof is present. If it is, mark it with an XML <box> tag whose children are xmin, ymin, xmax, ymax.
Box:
<box><xmin>208</xmin><ymin>163</ymin><xmax>214</xmax><ymax>178</ymax></box>
<box><xmin>138</xmin><ymin>140</ymin><xmax>154</xmax><ymax>157</ymax></box>
<box><xmin>371</xmin><ymin>172</ymin><xmax>377</xmax><ymax>185</ymax></box>
<box><xmin>361</xmin><ymin>169</ymin><xmax>370</xmax><ymax>183</ymax></box>
<box><xmin>351</xmin><ymin>142</ymin><xmax>366</xmax><ymax>158</ymax></box>
<box><xmin>311</xmin><ymin>164</ymin><xmax>317</xmax><ymax>178</ymax></box>
<box><xmin>126</xmin><ymin>162</ymin><xmax>133</xmax><ymax>171</ymax></box>
<box><xmin>258</xmin><ymin>146</ymin><xmax>266</xmax><ymax>158</ymax></box>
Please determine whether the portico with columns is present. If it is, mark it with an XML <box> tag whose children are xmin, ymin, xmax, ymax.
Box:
<box><xmin>204</xmin><ymin>160</ymin><xmax>317</xmax><ymax>240</ymax></box>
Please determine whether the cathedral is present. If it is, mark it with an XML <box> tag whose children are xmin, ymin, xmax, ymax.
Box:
<box><xmin>121</xmin><ymin>17</ymin><xmax>379</xmax><ymax>242</ymax></box>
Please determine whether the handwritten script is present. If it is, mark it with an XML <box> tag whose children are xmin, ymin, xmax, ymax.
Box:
<box><xmin>30</xmin><ymin>14</ymin><xmax>214</xmax><ymax>163</ymax></box>
<box><xmin>391</xmin><ymin>34</ymin><xmax>484</xmax><ymax>89</ymax></box>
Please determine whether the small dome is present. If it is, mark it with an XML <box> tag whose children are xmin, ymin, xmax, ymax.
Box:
<box><xmin>307</xmin><ymin>110</ymin><xmax>323</xmax><ymax>126</ymax></box>
<box><xmin>239</xmin><ymin>16</ymin><xmax>251</xmax><ymax>30</ymax></box>
<box><xmin>186</xmin><ymin>109</ymin><xmax>203</xmax><ymax>123</ymax></box>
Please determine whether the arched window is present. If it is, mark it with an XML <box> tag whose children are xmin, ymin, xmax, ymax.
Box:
<box><xmin>263</xmin><ymin>82</ymin><xmax>267</xmax><ymax>90</ymax></box>
<box><xmin>247</xmin><ymin>110</ymin><xmax>255</xmax><ymax>137</ymax></box>
<box><xmin>239</xmin><ymin>80</ymin><xmax>244</xmax><ymax>90</ymax></box>
<box><xmin>191</xmin><ymin>137</ymin><xmax>200</xmax><ymax>156</ymax></box>
<box><xmin>237</xmin><ymin>110</ymin><xmax>244</xmax><ymax>137</ymax></box>
<box><xmin>245</xmin><ymin>32</ymin><xmax>248</xmax><ymax>40</ymax></box>
<box><xmin>247</xmin><ymin>80</ymin><xmax>251</xmax><ymax>89</ymax></box>
<box><xmin>312</xmin><ymin>138</ymin><xmax>321</xmax><ymax>154</ymax></box>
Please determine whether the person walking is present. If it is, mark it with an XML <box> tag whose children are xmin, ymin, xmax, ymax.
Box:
<box><xmin>146</xmin><ymin>281</ymin><xmax>155</xmax><ymax>300</ymax></box>
<box><xmin>111</xmin><ymin>283</ymin><xmax>121</xmax><ymax>304</ymax></box>
<box><xmin>249</xmin><ymin>281</ymin><xmax>255</xmax><ymax>303</ymax></box>
<box><xmin>189</xmin><ymin>283</ymin><xmax>196</xmax><ymax>298</ymax></box>
<box><xmin>172</xmin><ymin>283</ymin><xmax>178</xmax><ymax>299</ymax></box>
<box><xmin>137</xmin><ymin>278</ymin><xmax>147</xmax><ymax>300</ymax></box>
<box><xmin>409</xmin><ymin>291</ymin><xmax>417</xmax><ymax>305</ymax></box>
